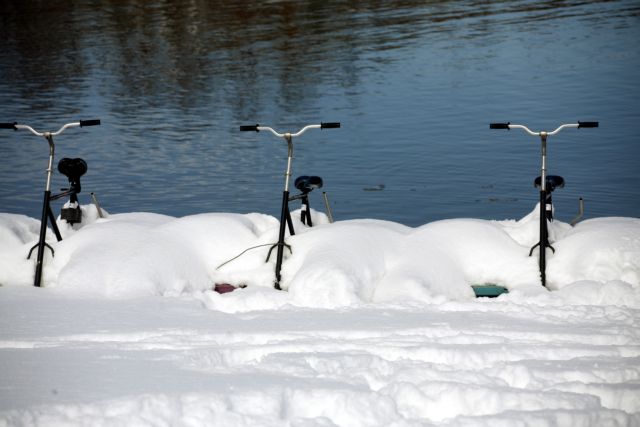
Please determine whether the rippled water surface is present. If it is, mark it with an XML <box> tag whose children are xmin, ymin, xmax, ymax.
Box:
<box><xmin>1</xmin><ymin>1</ymin><xmax>638</xmax><ymax>226</ymax></box>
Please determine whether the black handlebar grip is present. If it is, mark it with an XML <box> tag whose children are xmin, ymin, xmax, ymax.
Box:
<box><xmin>578</xmin><ymin>121</ymin><xmax>599</xmax><ymax>128</ymax></box>
<box><xmin>80</xmin><ymin>119</ymin><xmax>101</xmax><ymax>127</ymax></box>
<box><xmin>321</xmin><ymin>122</ymin><xmax>340</xmax><ymax>129</ymax></box>
<box><xmin>490</xmin><ymin>123</ymin><xmax>510</xmax><ymax>129</ymax></box>
<box><xmin>0</xmin><ymin>122</ymin><xmax>17</xmax><ymax>129</ymax></box>
<box><xmin>240</xmin><ymin>125</ymin><xmax>259</xmax><ymax>132</ymax></box>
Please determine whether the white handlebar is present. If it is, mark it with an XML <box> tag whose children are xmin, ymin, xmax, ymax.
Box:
<box><xmin>490</xmin><ymin>121</ymin><xmax>598</xmax><ymax>137</ymax></box>
<box><xmin>240</xmin><ymin>122</ymin><xmax>340</xmax><ymax>192</ymax></box>
<box><xmin>15</xmin><ymin>122</ymin><xmax>81</xmax><ymax>137</ymax></box>
<box><xmin>257</xmin><ymin>124</ymin><xmax>323</xmax><ymax>139</ymax></box>
<box><xmin>507</xmin><ymin>123</ymin><xmax>580</xmax><ymax>136</ymax></box>
<box><xmin>240</xmin><ymin>122</ymin><xmax>340</xmax><ymax>140</ymax></box>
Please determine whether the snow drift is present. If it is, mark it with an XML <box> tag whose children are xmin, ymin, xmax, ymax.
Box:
<box><xmin>1</xmin><ymin>207</ymin><xmax>639</xmax><ymax>426</ymax></box>
<box><xmin>1</xmin><ymin>205</ymin><xmax>638</xmax><ymax>309</ymax></box>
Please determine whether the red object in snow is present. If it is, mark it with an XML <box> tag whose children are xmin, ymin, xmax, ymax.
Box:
<box><xmin>214</xmin><ymin>283</ymin><xmax>238</xmax><ymax>294</ymax></box>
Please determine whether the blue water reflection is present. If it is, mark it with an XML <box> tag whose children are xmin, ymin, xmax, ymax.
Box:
<box><xmin>0</xmin><ymin>1</ymin><xmax>638</xmax><ymax>226</ymax></box>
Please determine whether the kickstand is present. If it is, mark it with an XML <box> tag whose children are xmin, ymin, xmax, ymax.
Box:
<box><xmin>265</xmin><ymin>242</ymin><xmax>292</xmax><ymax>262</ymax></box>
<box><xmin>528</xmin><ymin>241</ymin><xmax>555</xmax><ymax>256</ymax></box>
<box><xmin>27</xmin><ymin>241</ymin><xmax>55</xmax><ymax>259</ymax></box>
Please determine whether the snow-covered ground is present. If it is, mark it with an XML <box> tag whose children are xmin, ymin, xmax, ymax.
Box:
<box><xmin>1</xmin><ymin>206</ymin><xmax>639</xmax><ymax>426</ymax></box>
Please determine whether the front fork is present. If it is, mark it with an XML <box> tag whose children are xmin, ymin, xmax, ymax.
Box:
<box><xmin>31</xmin><ymin>134</ymin><xmax>61</xmax><ymax>287</ymax></box>
<box><xmin>530</xmin><ymin>133</ymin><xmax>554</xmax><ymax>288</ymax></box>
<box><xmin>273</xmin><ymin>135</ymin><xmax>294</xmax><ymax>289</ymax></box>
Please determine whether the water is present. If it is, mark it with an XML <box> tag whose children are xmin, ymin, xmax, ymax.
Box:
<box><xmin>1</xmin><ymin>0</ymin><xmax>639</xmax><ymax>227</ymax></box>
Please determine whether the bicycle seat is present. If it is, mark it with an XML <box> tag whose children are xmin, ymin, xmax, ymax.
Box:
<box><xmin>295</xmin><ymin>175</ymin><xmax>323</xmax><ymax>193</ymax></box>
<box><xmin>534</xmin><ymin>175</ymin><xmax>564</xmax><ymax>192</ymax></box>
<box><xmin>58</xmin><ymin>158</ymin><xmax>87</xmax><ymax>192</ymax></box>
<box><xmin>58</xmin><ymin>158</ymin><xmax>87</xmax><ymax>179</ymax></box>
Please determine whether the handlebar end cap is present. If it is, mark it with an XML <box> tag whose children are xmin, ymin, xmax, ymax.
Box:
<box><xmin>578</xmin><ymin>121</ymin><xmax>599</xmax><ymax>128</ymax></box>
<box><xmin>0</xmin><ymin>122</ymin><xmax>17</xmax><ymax>130</ymax></box>
<box><xmin>489</xmin><ymin>123</ymin><xmax>510</xmax><ymax>130</ymax></box>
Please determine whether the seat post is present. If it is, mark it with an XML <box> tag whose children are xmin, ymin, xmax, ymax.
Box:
<box><xmin>301</xmin><ymin>194</ymin><xmax>312</xmax><ymax>226</ymax></box>
<box><xmin>292</xmin><ymin>175</ymin><xmax>323</xmax><ymax>227</ymax></box>
<box><xmin>535</xmin><ymin>175</ymin><xmax>564</xmax><ymax>221</ymax></box>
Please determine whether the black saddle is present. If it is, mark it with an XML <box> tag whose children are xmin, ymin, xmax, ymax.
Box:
<box><xmin>294</xmin><ymin>175</ymin><xmax>323</xmax><ymax>194</ymax></box>
<box><xmin>534</xmin><ymin>175</ymin><xmax>564</xmax><ymax>192</ymax></box>
<box><xmin>58</xmin><ymin>158</ymin><xmax>87</xmax><ymax>193</ymax></box>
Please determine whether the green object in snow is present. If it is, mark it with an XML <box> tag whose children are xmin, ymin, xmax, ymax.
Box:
<box><xmin>472</xmin><ymin>284</ymin><xmax>509</xmax><ymax>298</ymax></box>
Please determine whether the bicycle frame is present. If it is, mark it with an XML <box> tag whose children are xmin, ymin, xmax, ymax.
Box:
<box><xmin>240</xmin><ymin>122</ymin><xmax>340</xmax><ymax>289</ymax></box>
<box><xmin>1</xmin><ymin>119</ymin><xmax>100</xmax><ymax>287</ymax></box>
<box><xmin>490</xmin><ymin>121</ymin><xmax>598</xmax><ymax>287</ymax></box>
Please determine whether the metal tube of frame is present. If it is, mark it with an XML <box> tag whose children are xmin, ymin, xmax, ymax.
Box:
<box><xmin>539</xmin><ymin>190</ymin><xmax>547</xmax><ymax>287</ymax></box>
<box><xmin>322</xmin><ymin>192</ymin><xmax>334</xmax><ymax>223</ymax></box>
<box><xmin>540</xmin><ymin>133</ymin><xmax>547</xmax><ymax>192</ymax></box>
<box><xmin>274</xmin><ymin>190</ymin><xmax>290</xmax><ymax>290</ymax></box>
<box><xmin>284</xmin><ymin>135</ymin><xmax>293</xmax><ymax>192</ymax></box>
<box><xmin>91</xmin><ymin>192</ymin><xmax>105</xmax><ymax>218</ymax></box>
<box><xmin>538</xmin><ymin>132</ymin><xmax>549</xmax><ymax>287</ymax></box>
<box><xmin>33</xmin><ymin>191</ymin><xmax>51</xmax><ymax>287</ymax></box>
<box><xmin>44</xmin><ymin>134</ymin><xmax>55</xmax><ymax>192</ymax></box>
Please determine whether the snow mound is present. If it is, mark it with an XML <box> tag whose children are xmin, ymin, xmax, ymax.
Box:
<box><xmin>1</xmin><ymin>207</ymin><xmax>639</xmax><ymax>309</ymax></box>
<box><xmin>1</xmin><ymin>208</ymin><xmax>639</xmax><ymax>427</ymax></box>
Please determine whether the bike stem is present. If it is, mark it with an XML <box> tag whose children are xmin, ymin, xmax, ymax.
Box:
<box><xmin>44</xmin><ymin>134</ymin><xmax>55</xmax><ymax>192</ymax></box>
<box><xmin>539</xmin><ymin>133</ymin><xmax>547</xmax><ymax>193</ymax></box>
<box><xmin>284</xmin><ymin>134</ymin><xmax>293</xmax><ymax>192</ymax></box>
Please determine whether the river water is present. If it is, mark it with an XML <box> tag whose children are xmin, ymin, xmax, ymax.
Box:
<box><xmin>1</xmin><ymin>0</ymin><xmax>638</xmax><ymax>226</ymax></box>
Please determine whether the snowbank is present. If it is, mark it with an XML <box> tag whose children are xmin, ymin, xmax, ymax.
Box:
<box><xmin>1</xmin><ymin>205</ymin><xmax>639</xmax><ymax>308</ymax></box>
<box><xmin>1</xmin><ymin>207</ymin><xmax>640</xmax><ymax>426</ymax></box>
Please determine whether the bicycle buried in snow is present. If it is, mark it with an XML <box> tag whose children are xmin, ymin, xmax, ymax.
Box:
<box><xmin>1</xmin><ymin>119</ymin><xmax>101</xmax><ymax>287</ymax></box>
<box><xmin>239</xmin><ymin>122</ymin><xmax>340</xmax><ymax>290</ymax></box>
<box><xmin>488</xmin><ymin>120</ymin><xmax>598</xmax><ymax>292</ymax></box>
